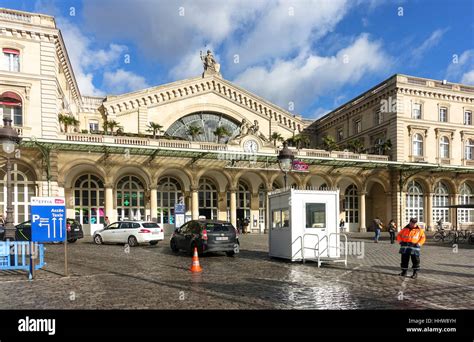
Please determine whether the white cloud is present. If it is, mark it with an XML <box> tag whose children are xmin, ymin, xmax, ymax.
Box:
<box><xmin>446</xmin><ymin>49</ymin><xmax>474</xmax><ymax>84</ymax></box>
<box><xmin>102</xmin><ymin>69</ymin><xmax>150</xmax><ymax>94</ymax></box>
<box><xmin>233</xmin><ymin>34</ymin><xmax>391</xmax><ymax>112</ymax></box>
<box><xmin>411</xmin><ymin>28</ymin><xmax>449</xmax><ymax>63</ymax></box>
<box><xmin>461</xmin><ymin>70</ymin><xmax>474</xmax><ymax>85</ymax></box>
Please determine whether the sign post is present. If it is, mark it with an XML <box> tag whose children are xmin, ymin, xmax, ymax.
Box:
<box><xmin>175</xmin><ymin>197</ymin><xmax>186</xmax><ymax>229</ymax></box>
<box><xmin>31</xmin><ymin>197</ymin><xmax>67</xmax><ymax>278</ymax></box>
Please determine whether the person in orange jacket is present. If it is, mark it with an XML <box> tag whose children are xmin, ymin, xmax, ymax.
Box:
<box><xmin>396</xmin><ymin>217</ymin><xmax>426</xmax><ymax>279</ymax></box>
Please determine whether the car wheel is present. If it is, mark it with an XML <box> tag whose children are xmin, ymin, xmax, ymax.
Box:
<box><xmin>226</xmin><ymin>251</ymin><xmax>235</xmax><ymax>257</ymax></box>
<box><xmin>128</xmin><ymin>236</ymin><xmax>138</xmax><ymax>247</ymax></box>
<box><xmin>170</xmin><ymin>238</ymin><xmax>179</xmax><ymax>252</ymax></box>
<box><xmin>150</xmin><ymin>241</ymin><xmax>158</xmax><ymax>246</ymax></box>
<box><xmin>94</xmin><ymin>235</ymin><xmax>102</xmax><ymax>245</ymax></box>
<box><xmin>67</xmin><ymin>238</ymin><xmax>77</xmax><ymax>243</ymax></box>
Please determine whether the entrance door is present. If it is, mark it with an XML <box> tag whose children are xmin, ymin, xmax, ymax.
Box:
<box><xmin>303</xmin><ymin>198</ymin><xmax>338</xmax><ymax>259</ymax></box>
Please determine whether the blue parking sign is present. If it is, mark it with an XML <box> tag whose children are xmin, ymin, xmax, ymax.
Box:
<box><xmin>31</xmin><ymin>197</ymin><xmax>66</xmax><ymax>243</ymax></box>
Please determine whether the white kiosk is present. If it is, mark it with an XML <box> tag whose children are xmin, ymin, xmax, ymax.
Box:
<box><xmin>268</xmin><ymin>188</ymin><xmax>347</xmax><ymax>267</ymax></box>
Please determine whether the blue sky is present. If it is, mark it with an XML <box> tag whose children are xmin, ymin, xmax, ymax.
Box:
<box><xmin>2</xmin><ymin>0</ymin><xmax>473</xmax><ymax>118</ymax></box>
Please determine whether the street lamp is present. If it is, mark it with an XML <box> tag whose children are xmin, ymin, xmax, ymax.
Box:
<box><xmin>0</xmin><ymin>118</ymin><xmax>21</xmax><ymax>240</ymax></box>
<box><xmin>277</xmin><ymin>141</ymin><xmax>294</xmax><ymax>189</ymax></box>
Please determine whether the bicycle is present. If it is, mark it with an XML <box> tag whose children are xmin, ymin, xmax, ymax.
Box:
<box><xmin>433</xmin><ymin>226</ymin><xmax>455</xmax><ymax>243</ymax></box>
<box><xmin>455</xmin><ymin>230</ymin><xmax>473</xmax><ymax>243</ymax></box>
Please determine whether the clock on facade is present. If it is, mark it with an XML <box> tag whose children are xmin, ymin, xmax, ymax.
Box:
<box><xmin>243</xmin><ymin>139</ymin><xmax>259</xmax><ymax>153</ymax></box>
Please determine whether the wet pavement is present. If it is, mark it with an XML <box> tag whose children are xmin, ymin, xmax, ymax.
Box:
<box><xmin>0</xmin><ymin>233</ymin><xmax>472</xmax><ymax>309</ymax></box>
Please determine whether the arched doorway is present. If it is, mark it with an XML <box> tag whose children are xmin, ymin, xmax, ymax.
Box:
<box><xmin>73</xmin><ymin>174</ymin><xmax>105</xmax><ymax>233</ymax></box>
<box><xmin>0</xmin><ymin>162</ymin><xmax>36</xmax><ymax>224</ymax></box>
<box><xmin>405</xmin><ymin>180</ymin><xmax>424</xmax><ymax>223</ymax></box>
<box><xmin>116</xmin><ymin>176</ymin><xmax>145</xmax><ymax>221</ymax></box>
<box><xmin>366</xmin><ymin>181</ymin><xmax>387</xmax><ymax>230</ymax></box>
<box><xmin>344</xmin><ymin>184</ymin><xmax>359</xmax><ymax>232</ymax></box>
<box><xmin>198</xmin><ymin>178</ymin><xmax>218</xmax><ymax>219</ymax></box>
<box><xmin>156</xmin><ymin>176</ymin><xmax>183</xmax><ymax>226</ymax></box>
<box><xmin>432</xmin><ymin>182</ymin><xmax>450</xmax><ymax>223</ymax></box>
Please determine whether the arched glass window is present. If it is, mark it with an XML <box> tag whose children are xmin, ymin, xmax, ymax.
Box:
<box><xmin>198</xmin><ymin>178</ymin><xmax>218</xmax><ymax>219</ymax></box>
<box><xmin>458</xmin><ymin>183</ymin><xmax>474</xmax><ymax>223</ymax></box>
<box><xmin>465</xmin><ymin>139</ymin><xmax>474</xmax><ymax>160</ymax></box>
<box><xmin>412</xmin><ymin>134</ymin><xmax>423</xmax><ymax>156</ymax></box>
<box><xmin>74</xmin><ymin>174</ymin><xmax>105</xmax><ymax>225</ymax></box>
<box><xmin>432</xmin><ymin>182</ymin><xmax>449</xmax><ymax>222</ymax></box>
<box><xmin>0</xmin><ymin>91</ymin><xmax>22</xmax><ymax>126</ymax></box>
<box><xmin>405</xmin><ymin>181</ymin><xmax>424</xmax><ymax>223</ymax></box>
<box><xmin>344</xmin><ymin>185</ymin><xmax>359</xmax><ymax>224</ymax></box>
<box><xmin>0</xmin><ymin>163</ymin><xmax>35</xmax><ymax>224</ymax></box>
<box><xmin>116</xmin><ymin>176</ymin><xmax>145</xmax><ymax>221</ymax></box>
<box><xmin>156</xmin><ymin>176</ymin><xmax>182</xmax><ymax>225</ymax></box>
<box><xmin>440</xmin><ymin>136</ymin><xmax>450</xmax><ymax>159</ymax></box>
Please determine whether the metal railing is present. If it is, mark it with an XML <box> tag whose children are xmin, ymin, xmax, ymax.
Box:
<box><xmin>0</xmin><ymin>241</ymin><xmax>45</xmax><ymax>271</ymax></box>
<box><xmin>297</xmin><ymin>232</ymin><xmax>348</xmax><ymax>268</ymax></box>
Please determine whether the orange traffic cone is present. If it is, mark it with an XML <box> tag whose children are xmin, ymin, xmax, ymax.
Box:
<box><xmin>190</xmin><ymin>247</ymin><xmax>203</xmax><ymax>273</ymax></box>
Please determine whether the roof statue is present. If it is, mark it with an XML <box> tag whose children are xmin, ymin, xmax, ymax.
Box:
<box><xmin>200</xmin><ymin>50</ymin><xmax>222</xmax><ymax>78</ymax></box>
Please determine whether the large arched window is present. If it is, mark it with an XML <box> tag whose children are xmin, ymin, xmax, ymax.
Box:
<box><xmin>74</xmin><ymin>174</ymin><xmax>105</xmax><ymax>225</ymax></box>
<box><xmin>432</xmin><ymin>182</ymin><xmax>450</xmax><ymax>222</ymax></box>
<box><xmin>0</xmin><ymin>91</ymin><xmax>22</xmax><ymax>126</ymax></box>
<box><xmin>344</xmin><ymin>185</ymin><xmax>359</xmax><ymax>224</ymax></box>
<box><xmin>405</xmin><ymin>180</ymin><xmax>424</xmax><ymax>223</ymax></box>
<box><xmin>412</xmin><ymin>134</ymin><xmax>423</xmax><ymax>156</ymax></box>
<box><xmin>0</xmin><ymin>163</ymin><xmax>36</xmax><ymax>224</ymax></box>
<box><xmin>116</xmin><ymin>176</ymin><xmax>145</xmax><ymax>221</ymax></box>
<box><xmin>156</xmin><ymin>176</ymin><xmax>182</xmax><ymax>225</ymax></box>
<box><xmin>439</xmin><ymin>136</ymin><xmax>450</xmax><ymax>159</ymax></box>
<box><xmin>458</xmin><ymin>183</ymin><xmax>473</xmax><ymax>223</ymax></box>
<box><xmin>465</xmin><ymin>139</ymin><xmax>474</xmax><ymax>160</ymax></box>
<box><xmin>198</xmin><ymin>178</ymin><xmax>218</xmax><ymax>219</ymax></box>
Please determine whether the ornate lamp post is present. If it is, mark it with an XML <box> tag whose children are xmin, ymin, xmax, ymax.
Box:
<box><xmin>0</xmin><ymin>118</ymin><xmax>21</xmax><ymax>240</ymax></box>
<box><xmin>277</xmin><ymin>141</ymin><xmax>294</xmax><ymax>189</ymax></box>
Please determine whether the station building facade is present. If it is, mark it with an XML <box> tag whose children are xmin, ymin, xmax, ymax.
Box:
<box><xmin>0</xmin><ymin>8</ymin><xmax>473</xmax><ymax>235</ymax></box>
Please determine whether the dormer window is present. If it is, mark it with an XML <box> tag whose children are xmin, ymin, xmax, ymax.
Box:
<box><xmin>2</xmin><ymin>48</ymin><xmax>20</xmax><ymax>72</ymax></box>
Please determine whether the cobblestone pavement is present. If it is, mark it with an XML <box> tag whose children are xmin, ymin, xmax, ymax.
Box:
<box><xmin>0</xmin><ymin>232</ymin><xmax>472</xmax><ymax>309</ymax></box>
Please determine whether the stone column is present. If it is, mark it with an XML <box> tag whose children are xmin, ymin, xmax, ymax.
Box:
<box><xmin>105</xmin><ymin>186</ymin><xmax>115</xmax><ymax>222</ymax></box>
<box><xmin>426</xmin><ymin>193</ymin><xmax>433</xmax><ymax>231</ymax></box>
<box><xmin>452</xmin><ymin>192</ymin><xmax>459</xmax><ymax>229</ymax></box>
<box><xmin>191</xmin><ymin>186</ymin><xmax>199</xmax><ymax>219</ymax></box>
<box><xmin>359</xmin><ymin>191</ymin><xmax>367</xmax><ymax>232</ymax></box>
<box><xmin>229</xmin><ymin>188</ymin><xmax>237</xmax><ymax>228</ymax></box>
<box><xmin>150</xmin><ymin>186</ymin><xmax>158</xmax><ymax>222</ymax></box>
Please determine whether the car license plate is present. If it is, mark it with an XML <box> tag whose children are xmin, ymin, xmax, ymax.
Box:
<box><xmin>216</xmin><ymin>236</ymin><xmax>228</xmax><ymax>241</ymax></box>
<box><xmin>74</xmin><ymin>228</ymin><xmax>79</xmax><ymax>231</ymax></box>
<box><xmin>152</xmin><ymin>231</ymin><xmax>160</xmax><ymax>234</ymax></box>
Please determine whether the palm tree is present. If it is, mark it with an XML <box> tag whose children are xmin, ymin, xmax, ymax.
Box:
<box><xmin>346</xmin><ymin>139</ymin><xmax>365</xmax><ymax>153</ymax></box>
<box><xmin>58</xmin><ymin>114</ymin><xmax>79</xmax><ymax>133</ymax></box>
<box><xmin>375</xmin><ymin>139</ymin><xmax>392</xmax><ymax>155</ymax></box>
<box><xmin>322</xmin><ymin>135</ymin><xmax>338</xmax><ymax>152</ymax></box>
<box><xmin>146</xmin><ymin>122</ymin><xmax>163</xmax><ymax>139</ymax></box>
<box><xmin>291</xmin><ymin>134</ymin><xmax>310</xmax><ymax>150</ymax></box>
<box><xmin>271</xmin><ymin>132</ymin><xmax>284</xmax><ymax>147</ymax></box>
<box><xmin>213</xmin><ymin>126</ymin><xmax>232</xmax><ymax>143</ymax></box>
<box><xmin>105</xmin><ymin>120</ymin><xmax>121</xmax><ymax>135</ymax></box>
<box><xmin>186</xmin><ymin>125</ymin><xmax>203</xmax><ymax>141</ymax></box>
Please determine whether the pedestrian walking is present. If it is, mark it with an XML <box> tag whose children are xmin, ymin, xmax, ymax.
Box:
<box><xmin>0</xmin><ymin>214</ymin><xmax>5</xmax><ymax>226</ymax></box>
<box><xmin>372</xmin><ymin>217</ymin><xmax>383</xmax><ymax>243</ymax></box>
<box><xmin>396</xmin><ymin>217</ymin><xmax>426</xmax><ymax>279</ymax></box>
<box><xmin>236</xmin><ymin>218</ymin><xmax>242</xmax><ymax>234</ymax></box>
<box><xmin>243</xmin><ymin>217</ymin><xmax>250</xmax><ymax>234</ymax></box>
<box><xmin>339</xmin><ymin>219</ymin><xmax>345</xmax><ymax>232</ymax></box>
<box><xmin>388</xmin><ymin>219</ymin><xmax>397</xmax><ymax>244</ymax></box>
<box><xmin>104</xmin><ymin>216</ymin><xmax>110</xmax><ymax>227</ymax></box>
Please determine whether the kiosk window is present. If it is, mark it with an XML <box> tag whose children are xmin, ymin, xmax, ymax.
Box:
<box><xmin>272</xmin><ymin>208</ymin><xmax>290</xmax><ymax>229</ymax></box>
<box><xmin>272</xmin><ymin>210</ymin><xmax>281</xmax><ymax>228</ymax></box>
<box><xmin>306</xmin><ymin>203</ymin><xmax>326</xmax><ymax>228</ymax></box>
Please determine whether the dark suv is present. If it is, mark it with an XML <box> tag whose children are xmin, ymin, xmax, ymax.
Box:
<box><xmin>170</xmin><ymin>220</ymin><xmax>239</xmax><ymax>257</ymax></box>
<box><xmin>8</xmin><ymin>219</ymin><xmax>84</xmax><ymax>242</ymax></box>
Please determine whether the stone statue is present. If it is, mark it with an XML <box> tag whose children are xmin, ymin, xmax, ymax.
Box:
<box><xmin>200</xmin><ymin>49</ymin><xmax>221</xmax><ymax>77</ymax></box>
<box><xmin>249</xmin><ymin>120</ymin><xmax>259</xmax><ymax>135</ymax></box>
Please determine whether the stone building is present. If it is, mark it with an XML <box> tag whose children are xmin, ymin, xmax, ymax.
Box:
<box><xmin>0</xmin><ymin>8</ymin><xmax>473</xmax><ymax>236</ymax></box>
